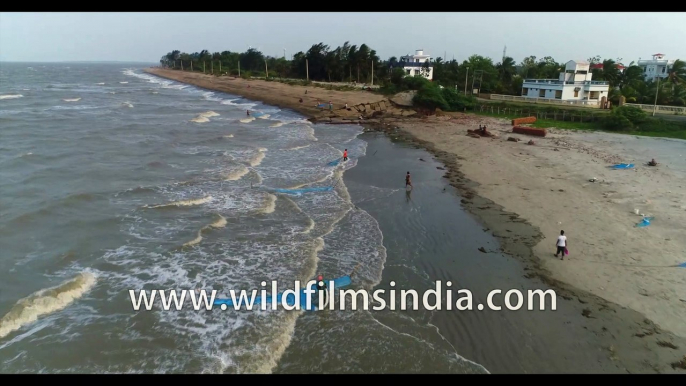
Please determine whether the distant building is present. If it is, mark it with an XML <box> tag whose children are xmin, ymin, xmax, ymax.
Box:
<box><xmin>396</xmin><ymin>49</ymin><xmax>433</xmax><ymax>80</ymax></box>
<box><xmin>590</xmin><ymin>62</ymin><xmax>626</xmax><ymax>73</ymax></box>
<box><xmin>520</xmin><ymin>60</ymin><xmax>610</xmax><ymax>106</ymax></box>
<box><xmin>637</xmin><ymin>53</ymin><xmax>675</xmax><ymax>80</ymax></box>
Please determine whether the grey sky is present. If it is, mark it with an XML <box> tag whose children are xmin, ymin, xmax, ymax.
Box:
<box><xmin>1</xmin><ymin>12</ymin><xmax>685</xmax><ymax>65</ymax></box>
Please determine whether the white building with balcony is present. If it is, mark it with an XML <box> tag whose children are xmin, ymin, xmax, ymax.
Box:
<box><xmin>397</xmin><ymin>49</ymin><xmax>433</xmax><ymax>80</ymax></box>
<box><xmin>520</xmin><ymin>60</ymin><xmax>610</xmax><ymax>106</ymax></box>
<box><xmin>637</xmin><ymin>53</ymin><xmax>675</xmax><ymax>80</ymax></box>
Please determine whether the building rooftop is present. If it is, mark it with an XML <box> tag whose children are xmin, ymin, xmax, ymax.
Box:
<box><xmin>590</xmin><ymin>63</ymin><xmax>625</xmax><ymax>70</ymax></box>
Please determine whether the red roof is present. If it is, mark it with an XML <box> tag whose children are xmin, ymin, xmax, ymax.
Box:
<box><xmin>653</xmin><ymin>53</ymin><xmax>664</xmax><ymax>56</ymax></box>
<box><xmin>590</xmin><ymin>63</ymin><xmax>625</xmax><ymax>70</ymax></box>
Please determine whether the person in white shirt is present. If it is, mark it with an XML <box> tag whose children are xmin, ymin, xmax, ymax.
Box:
<box><xmin>554</xmin><ymin>230</ymin><xmax>567</xmax><ymax>260</ymax></box>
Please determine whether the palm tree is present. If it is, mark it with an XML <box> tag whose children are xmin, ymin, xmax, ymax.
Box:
<box><xmin>667</xmin><ymin>59</ymin><xmax>685</xmax><ymax>85</ymax></box>
<box><xmin>497</xmin><ymin>56</ymin><xmax>516</xmax><ymax>84</ymax></box>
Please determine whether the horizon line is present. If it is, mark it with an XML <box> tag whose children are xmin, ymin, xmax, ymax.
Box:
<box><xmin>0</xmin><ymin>60</ymin><xmax>157</xmax><ymax>63</ymax></box>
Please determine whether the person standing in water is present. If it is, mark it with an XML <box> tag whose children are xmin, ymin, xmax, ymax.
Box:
<box><xmin>343</xmin><ymin>149</ymin><xmax>348</xmax><ymax>161</ymax></box>
<box><xmin>405</xmin><ymin>171</ymin><xmax>412</xmax><ymax>188</ymax></box>
<box><xmin>246</xmin><ymin>110</ymin><xmax>250</xmax><ymax>116</ymax></box>
<box><xmin>554</xmin><ymin>230</ymin><xmax>567</xmax><ymax>260</ymax></box>
<box><xmin>315</xmin><ymin>274</ymin><xmax>328</xmax><ymax>309</ymax></box>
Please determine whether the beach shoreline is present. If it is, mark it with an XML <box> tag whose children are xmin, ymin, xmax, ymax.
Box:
<box><xmin>144</xmin><ymin>68</ymin><xmax>686</xmax><ymax>372</ymax></box>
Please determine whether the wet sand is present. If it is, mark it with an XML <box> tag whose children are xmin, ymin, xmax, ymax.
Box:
<box><xmin>143</xmin><ymin>68</ymin><xmax>686</xmax><ymax>373</ymax></box>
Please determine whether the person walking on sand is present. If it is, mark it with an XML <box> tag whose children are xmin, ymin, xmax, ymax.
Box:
<box><xmin>554</xmin><ymin>230</ymin><xmax>567</xmax><ymax>260</ymax></box>
<box><xmin>343</xmin><ymin>149</ymin><xmax>348</xmax><ymax>161</ymax></box>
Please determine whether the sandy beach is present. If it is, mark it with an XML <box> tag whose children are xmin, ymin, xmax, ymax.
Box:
<box><xmin>391</xmin><ymin>115</ymin><xmax>686</xmax><ymax>336</ymax></box>
<box><xmin>144</xmin><ymin>68</ymin><xmax>686</xmax><ymax>372</ymax></box>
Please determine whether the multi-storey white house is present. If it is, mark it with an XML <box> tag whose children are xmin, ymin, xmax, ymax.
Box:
<box><xmin>520</xmin><ymin>60</ymin><xmax>609</xmax><ymax>106</ymax></box>
<box><xmin>637</xmin><ymin>53</ymin><xmax>675</xmax><ymax>80</ymax></box>
<box><xmin>397</xmin><ymin>49</ymin><xmax>433</xmax><ymax>80</ymax></box>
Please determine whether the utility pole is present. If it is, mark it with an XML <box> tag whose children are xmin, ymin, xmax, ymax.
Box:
<box><xmin>219</xmin><ymin>61</ymin><xmax>221</xmax><ymax>73</ymax></box>
<box><xmin>238</xmin><ymin>61</ymin><xmax>240</xmax><ymax>77</ymax></box>
<box><xmin>283</xmin><ymin>48</ymin><xmax>286</xmax><ymax>59</ymax></box>
<box><xmin>306</xmin><ymin>59</ymin><xmax>309</xmax><ymax>81</ymax></box>
<box><xmin>652</xmin><ymin>76</ymin><xmax>660</xmax><ymax>116</ymax></box>
<box><xmin>464</xmin><ymin>67</ymin><xmax>469</xmax><ymax>94</ymax></box>
<box><xmin>203</xmin><ymin>61</ymin><xmax>205</xmax><ymax>73</ymax></box>
<box><xmin>472</xmin><ymin>70</ymin><xmax>484</xmax><ymax>97</ymax></box>
<box><xmin>265</xmin><ymin>60</ymin><xmax>268</xmax><ymax>78</ymax></box>
<box><xmin>191</xmin><ymin>61</ymin><xmax>193</xmax><ymax>71</ymax></box>
<box><xmin>181</xmin><ymin>60</ymin><xmax>184</xmax><ymax>71</ymax></box>
<box><xmin>471</xmin><ymin>71</ymin><xmax>475</xmax><ymax>94</ymax></box>
<box><xmin>371</xmin><ymin>61</ymin><xmax>373</xmax><ymax>85</ymax></box>
<box><xmin>211</xmin><ymin>61</ymin><xmax>213</xmax><ymax>74</ymax></box>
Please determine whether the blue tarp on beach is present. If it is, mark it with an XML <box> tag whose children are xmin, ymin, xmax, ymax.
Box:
<box><xmin>678</xmin><ymin>262</ymin><xmax>686</xmax><ymax>268</ymax></box>
<box><xmin>635</xmin><ymin>216</ymin><xmax>654</xmax><ymax>227</ymax></box>
<box><xmin>612</xmin><ymin>163</ymin><xmax>634</xmax><ymax>169</ymax></box>
<box><xmin>272</xmin><ymin>186</ymin><xmax>334</xmax><ymax>195</ymax></box>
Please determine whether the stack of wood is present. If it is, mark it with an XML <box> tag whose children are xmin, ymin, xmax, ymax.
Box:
<box><xmin>512</xmin><ymin>116</ymin><xmax>537</xmax><ymax>125</ymax></box>
<box><xmin>512</xmin><ymin>126</ymin><xmax>547</xmax><ymax>137</ymax></box>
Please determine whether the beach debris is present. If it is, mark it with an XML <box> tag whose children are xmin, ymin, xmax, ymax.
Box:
<box><xmin>581</xmin><ymin>309</ymin><xmax>594</xmax><ymax>318</ymax></box>
<box><xmin>611</xmin><ymin>163</ymin><xmax>634</xmax><ymax>169</ymax></box>
<box><xmin>478</xmin><ymin>247</ymin><xmax>487</xmax><ymax>253</ymax></box>
<box><xmin>512</xmin><ymin>116</ymin><xmax>537</xmax><ymax>125</ymax></box>
<box><xmin>657</xmin><ymin>341</ymin><xmax>679</xmax><ymax>349</ymax></box>
<box><xmin>436</xmin><ymin>166</ymin><xmax>445</xmax><ymax>170</ymax></box>
<box><xmin>671</xmin><ymin>355</ymin><xmax>686</xmax><ymax>370</ymax></box>
<box><xmin>419</xmin><ymin>158</ymin><xmax>425</xmax><ymax>161</ymax></box>
<box><xmin>512</xmin><ymin>126</ymin><xmax>547</xmax><ymax>137</ymax></box>
<box><xmin>467</xmin><ymin>126</ymin><xmax>496</xmax><ymax>138</ymax></box>
<box><xmin>527</xmin><ymin>140</ymin><xmax>535</xmax><ymax>145</ymax></box>
<box><xmin>589</xmin><ymin>177</ymin><xmax>597</xmax><ymax>182</ymax></box>
<box><xmin>507</xmin><ymin>137</ymin><xmax>520</xmax><ymax>142</ymax></box>
<box><xmin>636</xmin><ymin>217</ymin><xmax>654</xmax><ymax>227</ymax></box>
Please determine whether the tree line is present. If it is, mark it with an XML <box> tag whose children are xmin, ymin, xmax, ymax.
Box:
<box><xmin>160</xmin><ymin>43</ymin><xmax>686</xmax><ymax>107</ymax></box>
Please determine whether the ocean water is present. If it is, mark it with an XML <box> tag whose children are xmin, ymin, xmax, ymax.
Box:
<box><xmin>0</xmin><ymin>63</ymin><xmax>487</xmax><ymax>373</ymax></box>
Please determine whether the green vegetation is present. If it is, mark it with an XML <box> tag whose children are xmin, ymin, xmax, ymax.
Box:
<box><xmin>159</xmin><ymin>44</ymin><xmax>686</xmax><ymax>138</ymax></box>
<box><xmin>160</xmin><ymin>45</ymin><xmax>686</xmax><ymax>108</ymax></box>
<box><xmin>474</xmin><ymin>103</ymin><xmax>686</xmax><ymax>139</ymax></box>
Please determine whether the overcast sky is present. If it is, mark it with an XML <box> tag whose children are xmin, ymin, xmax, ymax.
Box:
<box><xmin>1</xmin><ymin>12</ymin><xmax>685</xmax><ymax>65</ymax></box>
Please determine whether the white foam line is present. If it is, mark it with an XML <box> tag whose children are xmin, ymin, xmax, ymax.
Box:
<box><xmin>368</xmin><ymin>313</ymin><xmax>489</xmax><ymax>373</ymax></box>
<box><xmin>426</xmin><ymin>318</ymin><xmax>490</xmax><ymax>373</ymax></box>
